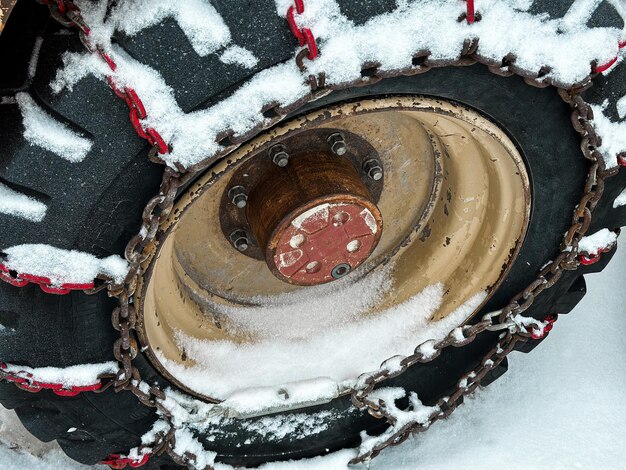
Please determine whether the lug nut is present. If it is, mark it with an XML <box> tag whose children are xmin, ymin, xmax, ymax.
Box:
<box><xmin>229</xmin><ymin>229</ymin><xmax>249</xmax><ymax>252</ymax></box>
<box><xmin>228</xmin><ymin>185</ymin><xmax>248</xmax><ymax>209</ymax></box>
<box><xmin>228</xmin><ymin>186</ymin><xmax>248</xmax><ymax>209</ymax></box>
<box><xmin>269</xmin><ymin>144</ymin><xmax>290</xmax><ymax>167</ymax></box>
<box><xmin>327</xmin><ymin>132</ymin><xmax>348</xmax><ymax>156</ymax></box>
<box><xmin>363</xmin><ymin>158</ymin><xmax>384</xmax><ymax>181</ymax></box>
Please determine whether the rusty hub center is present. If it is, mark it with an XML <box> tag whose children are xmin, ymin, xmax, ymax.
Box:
<box><xmin>219</xmin><ymin>129</ymin><xmax>385</xmax><ymax>286</ymax></box>
<box><xmin>246</xmin><ymin>152</ymin><xmax>383</xmax><ymax>285</ymax></box>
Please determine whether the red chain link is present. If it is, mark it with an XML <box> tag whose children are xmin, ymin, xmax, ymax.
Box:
<box><xmin>38</xmin><ymin>0</ymin><xmax>169</xmax><ymax>155</ymax></box>
<box><xmin>530</xmin><ymin>313</ymin><xmax>558</xmax><ymax>340</ymax></box>
<box><xmin>0</xmin><ymin>263</ymin><xmax>94</xmax><ymax>294</ymax></box>
<box><xmin>286</xmin><ymin>0</ymin><xmax>319</xmax><ymax>60</ymax></box>
<box><xmin>100</xmin><ymin>453</ymin><xmax>151</xmax><ymax>469</ymax></box>
<box><xmin>578</xmin><ymin>252</ymin><xmax>603</xmax><ymax>265</ymax></box>
<box><xmin>578</xmin><ymin>244</ymin><xmax>615</xmax><ymax>265</ymax></box>
<box><xmin>0</xmin><ymin>362</ymin><xmax>103</xmax><ymax>396</ymax></box>
<box><xmin>594</xmin><ymin>39</ymin><xmax>626</xmax><ymax>73</ymax></box>
<box><xmin>466</xmin><ymin>0</ymin><xmax>475</xmax><ymax>24</ymax></box>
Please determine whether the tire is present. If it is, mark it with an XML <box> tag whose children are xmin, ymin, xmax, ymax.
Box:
<box><xmin>1</xmin><ymin>1</ymin><xmax>625</xmax><ymax>468</ymax></box>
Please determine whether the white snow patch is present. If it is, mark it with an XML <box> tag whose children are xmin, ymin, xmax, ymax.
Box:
<box><xmin>49</xmin><ymin>0</ymin><xmax>625</xmax><ymax>168</ymax></box>
<box><xmin>15</xmin><ymin>92</ymin><xmax>92</xmax><ymax>163</ymax></box>
<box><xmin>560</xmin><ymin>0</ymin><xmax>605</xmax><ymax>32</ymax></box>
<box><xmin>614</xmin><ymin>188</ymin><xmax>626</xmax><ymax>208</ymax></box>
<box><xmin>110</xmin><ymin>0</ymin><xmax>231</xmax><ymax>57</ymax></box>
<box><xmin>50</xmin><ymin>51</ymin><xmax>111</xmax><ymax>93</ymax></box>
<box><xmin>28</xmin><ymin>37</ymin><xmax>43</xmax><ymax>79</ymax></box>
<box><xmin>2</xmin><ymin>244</ymin><xmax>128</xmax><ymax>285</ymax></box>
<box><xmin>254</xmin><ymin>449</ymin><xmax>356</xmax><ymax>469</ymax></box>
<box><xmin>157</xmin><ymin>260</ymin><xmax>486</xmax><ymax>398</ymax></box>
<box><xmin>215</xmin><ymin>378</ymin><xmax>340</xmax><ymax>419</ymax></box>
<box><xmin>238</xmin><ymin>410</ymin><xmax>336</xmax><ymax>442</ymax></box>
<box><xmin>617</xmin><ymin>94</ymin><xmax>626</xmax><ymax>120</ymax></box>
<box><xmin>590</xmin><ymin>100</ymin><xmax>626</xmax><ymax>169</ymax></box>
<box><xmin>0</xmin><ymin>183</ymin><xmax>47</xmax><ymax>222</ymax></box>
<box><xmin>578</xmin><ymin>228</ymin><xmax>618</xmax><ymax>254</ymax></box>
<box><xmin>220</xmin><ymin>45</ymin><xmax>259</xmax><ymax>68</ymax></box>
<box><xmin>2</xmin><ymin>362</ymin><xmax>117</xmax><ymax>388</ymax></box>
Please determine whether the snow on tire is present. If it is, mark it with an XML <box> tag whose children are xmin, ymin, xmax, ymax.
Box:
<box><xmin>0</xmin><ymin>0</ymin><xmax>626</xmax><ymax>468</ymax></box>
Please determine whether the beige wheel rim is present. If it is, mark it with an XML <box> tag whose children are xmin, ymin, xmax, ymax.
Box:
<box><xmin>136</xmin><ymin>96</ymin><xmax>531</xmax><ymax>402</ymax></box>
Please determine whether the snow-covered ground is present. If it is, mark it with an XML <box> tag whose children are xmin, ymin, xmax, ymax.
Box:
<box><xmin>1</xmin><ymin>233</ymin><xmax>625</xmax><ymax>469</ymax></box>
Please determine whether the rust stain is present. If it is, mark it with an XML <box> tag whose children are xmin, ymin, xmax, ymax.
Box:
<box><xmin>0</xmin><ymin>0</ymin><xmax>18</xmax><ymax>33</ymax></box>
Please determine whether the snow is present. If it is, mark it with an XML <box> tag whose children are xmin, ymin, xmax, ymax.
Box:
<box><xmin>2</xmin><ymin>244</ymin><xmax>128</xmax><ymax>285</ymax></box>
<box><xmin>560</xmin><ymin>0</ymin><xmax>604</xmax><ymax>32</ymax></box>
<box><xmin>0</xmin><ymin>235</ymin><xmax>625</xmax><ymax>470</ymax></box>
<box><xmin>214</xmin><ymin>378</ymin><xmax>340</xmax><ymax>419</ymax></box>
<box><xmin>590</xmin><ymin>100</ymin><xmax>626</xmax><ymax>169</ymax></box>
<box><xmin>0</xmin><ymin>183</ymin><xmax>47</xmax><ymax>222</ymax></box>
<box><xmin>615</xmin><ymin>188</ymin><xmax>626</xmax><ymax>208</ymax></box>
<box><xmin>15</xmin><ymin>93</ymin><xmax>93</xmax><ymax>163</ymax></box>
<box><xmin>0</xmin><ymin>407</ymin><xmax>100</xmax><ymax>470</ymax></box>
<box><xmin>2</xmin><ymin>362</ymin><xmax>117</xmax><ymax>388</ymax></box>
<box><xmin>156</xmin><ymin>266</ymin><xmax>486</xmax><ymax>398</ymax></box>
<box><xmin>578</xmin><ymin>228</ymin><xmax>618</xmax><ymax>254</ymax></box>
<box><xmin>28</xmin><ymin>37</ymin><xmax>43</xmax><ymax>80</ymax></box>
<box><xmin>2</xmin><ymin>0</ymin><xmax>626</xmax><ymax>467</ymax></box>
<box><xmin>110</xmin><ymin>0</ymin><xmax>231</xmax><ymax>57</ymax></box>
<box><xmin>617</xmin><ymin>94</ymin><xmax>626</xmax><ymax>119</ymax></box>
<box><xmin>220</xmin><ymin>45</ymin><xmax>259</xmax><ymax>68</ymax></box>
<box><xmin>357</xmin><ymin>387</ymin><xmax>439</xmax><ymax>457</ymax></box>
<box><xmin>49</xmin><ymin>0</ymin><xmax>624</xmax><ymax>168</ymax></box>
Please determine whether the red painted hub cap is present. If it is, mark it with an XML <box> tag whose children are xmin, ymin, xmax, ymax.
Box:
<box><xmin>272</xmin><ymin>202</ymin><xmax>381</xmax><ymax>285</ymax></box>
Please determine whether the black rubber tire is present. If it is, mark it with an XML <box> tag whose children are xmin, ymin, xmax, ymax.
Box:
<box><xmin>1</xmin><ymin>1</ymin><xmax>625</xmax><ymax>468</ymax></box>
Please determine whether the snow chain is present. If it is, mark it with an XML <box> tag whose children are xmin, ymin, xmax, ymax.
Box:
<box><xmin>8</xmin><ymin>1</ymin><xmax>616</xmax><ymax>468</ymax></box>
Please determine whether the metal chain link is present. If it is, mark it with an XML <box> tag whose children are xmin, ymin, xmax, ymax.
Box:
<box><xmin>12</xmin><ymin>1</ymin><xmax>620</xmax><ymax>468</ymax></box>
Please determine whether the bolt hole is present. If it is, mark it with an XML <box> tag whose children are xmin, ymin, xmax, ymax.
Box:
<box><xmin>306</xmin><ymin>261</ymin><xmax>321</xmax><ymax>274</ymax></box>
<box><xmin>290</xmin><ymin>234</ymin><xmax>306</xmax><ymax>249</ymax></box>
<box><xmin>331</xmin><ymin>263</ymin><xmax>351</xmax><ymax>279</ymax></box>
<box><xmin>216</xmin><ymin>131</ymin><xmax>234</xmax><ymax>147</ymax></box>
<box><xmin>262</xmin><ymin>102</ymin><xmax>280</xmax><ymax>119</ymax></box>
<box><xmin>412</xmin><ymin>54</ymin><xmax>427</xmax><ymax>67</ymax></box>
<box><xmin>360</xmin><ymin>63</ymin><xmax>380</xmax><ymax>78</ymax></box>
<box><xmin>347</xmin><ymin>240</ymin><xmax>361</xmax><ymax>253</ymax></box>
<box><xmin>333</xmin><ymin>211</ymin><xmax>350</xmax><ymax>226</ymax></box>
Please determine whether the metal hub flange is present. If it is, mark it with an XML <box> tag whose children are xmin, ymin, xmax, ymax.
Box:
<box><xmin>246</xmin><ymin>152</ymin><xmax>383</xmax><ymax>285</ymax></box>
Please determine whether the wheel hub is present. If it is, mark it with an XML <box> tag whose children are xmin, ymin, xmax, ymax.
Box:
<box><xmin>221</xmin><ymin>130</ymin><xmax>384</xmax><ymax>286</ymax></box>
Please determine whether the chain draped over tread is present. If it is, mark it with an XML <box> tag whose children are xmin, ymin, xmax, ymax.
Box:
<box><xmin>0</xmin><ymin>362</ymin><xmax>115</xmax><ymax>396</ymax></box>
<box><xmin>0</xmin><ymin>0</ymin><xmax>619</xmax><ymax>468</ymax></box>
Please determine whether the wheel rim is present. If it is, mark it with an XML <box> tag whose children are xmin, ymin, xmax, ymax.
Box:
<box><xmin>136</xmin><ymin>96</ymin><xmax>531</xmax><ymax>402</ymax></box>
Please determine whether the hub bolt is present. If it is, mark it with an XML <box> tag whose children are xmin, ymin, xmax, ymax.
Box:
<box><xmin>228</xmin><ymin>185</ymin><xmax>248</xmax><ymax>209</ymax></box>
<box><xmin>331</xmin><ymin>263</ymin><xmax>351</xmax><ymax>279</ymax></box>
<box><xmin>229</xmin><ymin>229</ymin><xmax>249</xmax><ymax>252</ymax></box>
<box><xmin>363</xmin><ymin>158</ymin><xmax>384</xmax><ymax>181</ymax></box>
<box><xmin>327</xmin><ymin>132</ymin><xmax>348</xmax><ymax>156</ymax></box>
<box><xmin>269</xmin><ymin>144</ymin><xmax>290</xmax><ymax>167</ymax></box>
